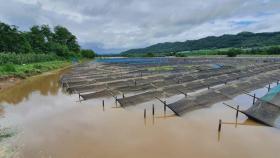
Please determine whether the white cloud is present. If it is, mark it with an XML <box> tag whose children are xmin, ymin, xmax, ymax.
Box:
<box><xmin>0</xmin><ymin>0</ymin><xmax>280</xmax><ymax>53</ymax></box>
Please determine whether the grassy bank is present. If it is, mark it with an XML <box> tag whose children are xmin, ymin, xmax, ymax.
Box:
<box><xmin>0</xmin><ymin>53</ymin><xmax>61</xmax><ymax>65</ymax></box>
<box><xmin>0</xmin><ymin>60</ymin><xmax>70</xmax><ymax>78</ymax></box>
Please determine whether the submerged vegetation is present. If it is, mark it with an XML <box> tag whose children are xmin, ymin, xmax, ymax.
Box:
<box><xmin>0</xmin><ymin>128</ymin><xmax>15</xmax><ymax>142</ymax></box>
<box><xmin>0</xmin><ymin>128</ymin><xmax>17</xmax><ymax>158</ymax></box>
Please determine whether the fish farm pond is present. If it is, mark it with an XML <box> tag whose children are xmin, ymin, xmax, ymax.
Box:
<box><xmin>1</xmin><ymin>57</ymin><xmax>280</xmax><ymax>158</ymax></box>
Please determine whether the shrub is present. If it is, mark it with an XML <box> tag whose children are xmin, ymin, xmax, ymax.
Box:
<box><xmin>0</xmin><ymin>53</ymin><xmax>60</xmax><ymax>64</ymax></box>
<box><xmin>33</xmin><ymin>64</ymin><xmax>43</xmax><ymax>69</ymax></box>
<box><xmin>175</xmin><ymin>53</ymin><xmax>185</xmax><ymax>57</ymax></box>
<box><xmin>2</xmin><ymin>64</ymin><xmax>16</xmax><ymax>72</ymax></box>
<box><xmin>80</xmin><ymin>49</ymin><xmax>96</xmax><ymax>58</ymax></box>
<box><xmin>144</xmin><ymin>52</ymin><xmax>155</xmax><ymax>57</ymax></box>
<box><xmin>50</xmin><ymin>43</ymin><xmax>69</xmax><ymax>57</ymax></box>
<box><xmin>225</xmin><ymin>49</ymin><xmax>242</xmax><ymax>57</ymax></box>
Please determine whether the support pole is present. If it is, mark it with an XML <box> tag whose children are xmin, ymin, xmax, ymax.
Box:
<box><xmin>236</xmin><ymin>105</ymin><xmax>239</xmax><ymax>118</ymax></box>
<box><xmin>102</xmin><ymin>100</ymin><xmax>105</xmax><ymax>111</ymax></box>
<box><xmin>253</xmin><ymin>93</ymin><xmax>256</xmax><ymax>105</ymax></box>
<box><xmin>164</xmin><ymin>101</ymin><xmax>167</xmax><ymax>113</ymax></box>
<box><xmin>152</xmin><ymin>104</ymin><xmax>155</xmax><ymax>116</ymax></box>
<box><xmin>115</xmin><ymin>96</ymin><xmax>118</xmax><ymax>107</ymax></box>
<box><xmin>144</xmin><ymin>109</ymin><xmax>146</xmax><ymax>119</ymax></box>
<box><xmin>268</xmin><ymin>84</ymin><xmax>271</xmax><ymax>92</ymax></box>
<box><xmin>218</xmin><ymin>119</ymin><xmax>222</xmax><ymax>132</ymax></box>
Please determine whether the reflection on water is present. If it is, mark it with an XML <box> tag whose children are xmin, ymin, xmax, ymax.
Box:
<box><xmin>0</xmin><ymin>68</ymin><xmax>280</xmax><ymax>158</ymax></box>
<box><xmin>0</xmin><ymin>69</ymin><xmax>69</xmax><ymax>105</ymax></box>
<box><xmin>222</xmin><ymin>119</ymin><xmax>262</xmax><ymax>127</ymax></box>
<box><xmin>0</xmin><ymin>107</ymin><xmax>3</xmax><ymax>115</ymax></box>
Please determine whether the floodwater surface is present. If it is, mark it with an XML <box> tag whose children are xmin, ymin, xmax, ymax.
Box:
<box><xmin>0</xmin><ymin>66</ymin><xmax>280</xmax><ymax>158</ymax></box>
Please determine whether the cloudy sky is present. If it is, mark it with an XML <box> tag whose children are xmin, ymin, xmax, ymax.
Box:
<box><xmin>1</xmin><ymin>0</ymin><xmax>280</xmax><ymax>54</ymax></box>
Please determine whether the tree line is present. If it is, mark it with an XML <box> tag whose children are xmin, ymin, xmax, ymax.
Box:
<box><xmin>0</xmin><ymin>21</ymin><xmax>95</xmax><ymax>59</ymax></box>
<box><xmin>173</xmin><ymin>47</ymin><xmax>280</xmax><ymax>57</ymax></box>
<box><xmin>122</xmin><ymin>31</ymin><xmax>280</xmax><ymax>55</ymax></box>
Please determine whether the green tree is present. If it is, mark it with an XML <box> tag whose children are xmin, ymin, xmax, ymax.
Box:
<box><xmin>144</xmin><ymin>52</ymin><xmax>155</xmax><ymax>57</ymax></box>
<box><xmin>26</xmin><ymin>25</ymin><xmax>47</xmax><ymax>53</ymax></box>
<box><xmin>0</xmin><ymin>22</ymin><xmax>31</xmax><ymax>53</ymax></box>
<box><xmin>80</xmin><ymin>49</ymin><xmax>96</xmax><ymax>58</ymax></box>
<box><xmin>267</xmin><ymin>47</ymin><xmax>280</xmax><ymax>54</ymax></box>
<box><xmin>54</xmin><ymin>26</ymin><xmax>80</xmax><ymax>52</ymax></box>
<box><xmin>226</xmin><ymin>48</ymin><xmax>243</xmax><ymax>57</ymax></box>
<box><xmin>0</xmin><ymin>21</ymin><xmax>98</xmax><ymax>60</ymax></box>
<box><xmin>49</xmin><ymin>43</ymin><xmax>69</xmax><ymax>57</ymax></box>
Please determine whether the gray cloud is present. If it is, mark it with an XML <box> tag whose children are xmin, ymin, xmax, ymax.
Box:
<box><xmin>1</xmin><ymin>0</ymin><xmax>280</xmax><ymax>53</ymax></box>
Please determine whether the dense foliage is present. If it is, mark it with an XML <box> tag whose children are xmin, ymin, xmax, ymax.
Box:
<box><xmin>122</xmin><ymin>31</ymin><xmax>280</xmax><ymax>55</ymax></box>
<box><xmin>174</xmin><ymin>47</ymin><xmax>280</xmax><ymax>57</ymax></box>
<box><xmin>80</xmin><ymin>49</ymin><xmax>96</xmax><ymax>58</ymax></box>
<box><xmin>0</xmin><ymin>53</ymin><xmax>61</xmax><ymax>64</ymax></box>
<box><xmin>0</xmin><ymin>21</ymin><xmax>95</xmax><ymax>59</ymax></box>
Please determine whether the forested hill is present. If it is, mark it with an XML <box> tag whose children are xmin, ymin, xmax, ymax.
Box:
<box><xmin>122</xmin><ymin>31</ymin><xmax>280</xmax><ymax>55</ymax></box>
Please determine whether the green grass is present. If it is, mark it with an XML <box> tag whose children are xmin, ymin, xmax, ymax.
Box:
<box><xmin>0</xmin><ymin>60</ymin><xmax>70</xmax><ymax>78</ymax></box>
<box><xmin>0</xmin><ymin>53</ymin><xmax>62</xmax><ymax>65</ymax></box>
<box><xmin>147</xmin><ymin>66</ymin><xmax>174</xmax><ymax>71</ymax></box>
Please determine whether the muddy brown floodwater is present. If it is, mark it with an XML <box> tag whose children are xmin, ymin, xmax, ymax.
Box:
<box><xmin>0</xmin><ymin>66</ymin><xmax>280</xmax><ymax>158</ymax></box>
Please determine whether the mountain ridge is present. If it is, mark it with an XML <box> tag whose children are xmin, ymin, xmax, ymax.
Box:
<box><xmin>121</xmin><ymin>31</ymin><xmax>280</xmax><ymax>55</ymax></box>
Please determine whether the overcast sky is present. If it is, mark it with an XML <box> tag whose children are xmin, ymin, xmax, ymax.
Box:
<box><xmin>1</xmin><ymin>0</ymin><xmax>280</xmax><ymax>54</ymax></box>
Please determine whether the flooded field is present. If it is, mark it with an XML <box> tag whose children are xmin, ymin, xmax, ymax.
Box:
<box><xmin>1</xmin><ymin>57</ymin><xmax>280</xmax><ymax>158</ymax></box>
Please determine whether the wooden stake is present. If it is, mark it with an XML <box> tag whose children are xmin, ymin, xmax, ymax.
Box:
<box><xmin>164</xmin><ymin>101</ymin><xmax>167</xmax><ymax>113</ymax></box>
<box><xmin>218</xmin><ymin>119</ymin><xmax>222</xmax><ymax>132</ymax></box>
<box><xmin>115</xmin><ymin>96</ymin><xmax>118</xmax><ymax>107</ymax></box>
<box><xmin>152</xmin><ymin>104</ymin><xmax>155</xmax><ymax>116</ymax></box>
<box><xmin>236</xmin><ymin>105</ymin><xmax>239</xmax><ymax>118</ymax></box>
<box><xmin>253</xmin><ymin>93</ymin><xmax>256</xmax><ymax>105</ymax></box>
<box><xmin>102</xmin><ymin>100</ymin><xmax>105</xmax><ymax>110</ymax></box>
<box><xmin>144</xmin><ymin>109</ymin><xmax>146</xmax><ymax>118</ymax></box>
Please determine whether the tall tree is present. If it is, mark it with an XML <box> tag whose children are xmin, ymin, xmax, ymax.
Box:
<box><xmin>54</xmin><ymin>26</ymin><xmax>80</xmax><ymax>52</ymax></box>
<box><xmin>0</xmin><ymin>22</ymin><xmax>31</xmax><ymax>53</ymax></box>
<box><xmin>26</xmin><ymin>25</ymin><xmax>48</xmax><ymax>53</ymax></box>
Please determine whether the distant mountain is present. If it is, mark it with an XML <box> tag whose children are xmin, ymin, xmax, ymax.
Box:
<box><xmin>121</xmin><ymin>31</ymin><xmax>280</xmax><ymax>55</ymax></box>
